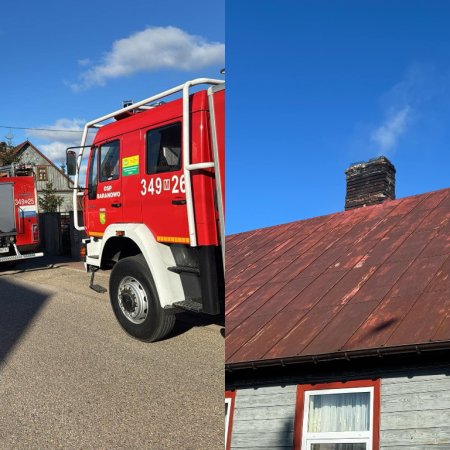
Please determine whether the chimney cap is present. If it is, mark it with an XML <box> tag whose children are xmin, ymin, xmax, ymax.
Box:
<box><xmin>345</xmin><ymin>155</ymin><xmax>396</xmax><ymax>175</ymax></box>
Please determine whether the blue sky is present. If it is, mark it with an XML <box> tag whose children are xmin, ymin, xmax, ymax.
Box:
<box><xmin>0</xmin><ymin>0</ymin><xmax>224</xmax><ymax>169</ymax></box>
<box><xmin>227</xmin><ymin>0</ymin><xmax>450</xmax><ymax>233</ymax></box>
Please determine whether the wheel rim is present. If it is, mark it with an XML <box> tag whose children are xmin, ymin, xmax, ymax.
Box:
<box><xmin>118</xmin><ymin>276</ymin><xmax>148</xmax><ymax>324</ymax></box>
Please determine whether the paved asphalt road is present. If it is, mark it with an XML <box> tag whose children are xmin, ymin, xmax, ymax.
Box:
<box><xmin>0</xmin><ymin>257</ymin><xmax>224</xmax><ymax>449</ymax></box>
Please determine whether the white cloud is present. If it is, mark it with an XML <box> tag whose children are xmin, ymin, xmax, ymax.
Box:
<box><xmin>71</xmin><ymin>26</ymin><xmax>224</xmax><ymax>91</ymax></box>
<box><xmin>367</xmin><ymin>64</ymin><xmax>445</xmax><ymax>156</ymax></box>
<box><xmin>78</xmin><ymin>58</ymin><xmax>91</xmax><ymax>66</ymax></box>
<box><xmin>39</xmin><ymin>141</ymin><xmax>69</xmax><ymax>162</ymax></box>
<box><xmin>371</xmin><ymin>106</ymin><xmax>412</xmax><ymax>153</ymax></box>
<box><xmin>29</xmin><ymin>118</ymin><xmax>85</xmax><ymax>145</ymax></box>
<box><xmin>27</xmin><ymin>118</ymin><xmax>95</xmax><ymax>167</ymax></box>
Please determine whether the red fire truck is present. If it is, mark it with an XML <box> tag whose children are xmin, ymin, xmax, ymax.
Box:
<box><xmin>67</xmin><ymin>78</ymin><xmax>224</xmax><ymax>341</ymax></box>
<box><xmin>0</xmin><ymin>164</ymin><xmax>43</xmax><ymax>264</ymax></box>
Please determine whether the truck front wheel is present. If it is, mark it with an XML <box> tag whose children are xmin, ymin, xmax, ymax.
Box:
<box><xmin>109</xmin><ymin>254</ymin><xmax>175</xmax><ymax>342</ymax></box>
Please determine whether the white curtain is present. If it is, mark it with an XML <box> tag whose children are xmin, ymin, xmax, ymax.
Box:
<box><xmin>308</xmin><ymin>392</ymin><xmax>370</xmax><ymax>432</ymax></box>
<box><xmin>311</xmin><ymin>444</ymin><xmax>366</xmax><ymax>450</ymax></box>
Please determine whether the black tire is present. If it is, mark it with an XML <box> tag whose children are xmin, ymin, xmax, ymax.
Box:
<box><xmin>109</xmin><ymin>254</ymin><xmax>175</xmax><ymax>342</ymax></box>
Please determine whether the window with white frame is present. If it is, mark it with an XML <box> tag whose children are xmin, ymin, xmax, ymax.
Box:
<box><xmin>302</xmin><ymin>386</ymin><xmax>374</xmax><ymax>450</ymax></box>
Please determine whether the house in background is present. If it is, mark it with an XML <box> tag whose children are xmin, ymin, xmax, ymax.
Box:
<box><xmin>12</xmin><ymin>140</ymin><xmax>73</xmax><ymax>212</ymax></box>
<box><xmin>225</xmin><ymin>156</ymin><xmax>450</xmax><ymax>450</ymax></box>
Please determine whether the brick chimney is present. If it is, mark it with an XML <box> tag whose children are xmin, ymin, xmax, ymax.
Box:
<box><xmin>345</xmin><ymin>156</ymin><xmax>396</xmax><ymax>210</ymax></box>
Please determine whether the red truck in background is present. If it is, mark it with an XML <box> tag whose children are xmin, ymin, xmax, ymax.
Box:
<box><xmin>67</xmin><ymin>78</ymin><xmax>224</xmax><ymax>342</ymax></box>
<box><xmin>0</xmin><ymin>164</ymin><xmax>43</xmax><ymax>264</ymax></box>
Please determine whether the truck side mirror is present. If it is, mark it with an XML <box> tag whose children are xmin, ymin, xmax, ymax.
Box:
<box><xmin>66</xmin><ymin>150</ymin><xmax>77</xmax><ymax>176</ymax></box>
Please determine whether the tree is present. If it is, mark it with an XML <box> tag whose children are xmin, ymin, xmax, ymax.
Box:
<box><xmin>39</xmin><ymin>182</ymin><xmax>64</xmax><ymax>212</ymax></box>
<box><xmin>0</xmin><ymin>141</ymin><xmax>20</xmax><ymax>165</ymax></box>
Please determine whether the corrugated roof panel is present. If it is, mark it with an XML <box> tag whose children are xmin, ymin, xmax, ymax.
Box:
<box><xmin>349</xmin><ymin>260</ymin><xmax>416</xmax><ymax>304</ymax></box>
<box><xmin>425</xmin><ymin>255</ymin><xmax>450</xmax><ymax>293</ymax></box>
<box><xmin>301</xmin><ymin>301</ymin><xmax>379</xmax><ymax>355</ymax></box>
<box><xmin>226</xmin><ymin>281</ymin><xmax>287</xmax><ymax>334</ymax></box>
<box><xmin>387</xmin><ymin>255</ymin><xmax>448</xmax><ymax>298</ymax></box>
<box><xmin>263</xmin><ymin>304</ymin><xmax>342</xmax><ymax>360</ymax></box>
<box><xmin>316</xmin><ymin>266</ymin><xmax>378</xmax><ymax>307</ymax></box>
<box><xmin>342</xmin><ymin>294</ymin><xmax>416</xmax><ymax>350</ymax></box>
<box><xmin>230</xmin><ymin>309</ymin><xmax>311</xmax><ymax>362</ymax></box>
<box><xmin>386</xmin><ymin>290</ymin><xmax>450</xmax><ymax>346</ymax></box>
<box><xmin>226</xmin><ymin>311</ymin><xmax>278</xmax><ymax>362</ymax></box>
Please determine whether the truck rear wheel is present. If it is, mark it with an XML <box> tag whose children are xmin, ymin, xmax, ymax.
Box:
<box><xmin>109</xmin><ymin>254</ymin><xmax>175</xmax><ymax>342</ymax></box>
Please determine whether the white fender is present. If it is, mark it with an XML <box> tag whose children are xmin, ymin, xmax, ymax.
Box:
<box><xmin>97</xmin><ymin>223</ymin><xmax>185</xmax><ymax>308</ymax></box>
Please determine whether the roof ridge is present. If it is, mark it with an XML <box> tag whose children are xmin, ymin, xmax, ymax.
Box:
<box><xmin>227</xmin><ymin>186</ymin><xmax>450</xmax><ymax>238</ymax></box>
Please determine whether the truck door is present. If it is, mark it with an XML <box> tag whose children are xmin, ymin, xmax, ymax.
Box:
<box><xmin>140</xmin><ymin>121</ymin><xmax>189</xmax><ymax>243</ymax></box>
<box><xmin>85</xmin><ymin>139</ymin><xmax>123</xmax><ymax>237</ymax></box>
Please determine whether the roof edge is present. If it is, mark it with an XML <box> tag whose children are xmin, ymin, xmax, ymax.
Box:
<box><xmin>14</xmin><ymin>140</ymin><xmax>72</xmax><ymax>183</ymax></box>
<box><xmin>225</xmin><ymin>340</ymin><xmax>450</xmax><ymax>372</ymax></box>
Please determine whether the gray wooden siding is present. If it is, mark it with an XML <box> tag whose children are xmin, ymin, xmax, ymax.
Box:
<box><xmin>381</xmin><ymin>373</ymin><xmax>450</xmax><ymax>449</ymax></box>
<box><xmin>20</xmin><ymin>147</ymin><xmax>70</xmax><ymax>191</ymax></box>
<box><xmin>231</xmin><ymin>385</ymin><xmax>297</xmax><ymax>449</ymax></box>
<box><xmin>230</xmin><ymin>371</ymin><xmax>450</xmax><ymax>450</ymax></box>
<box><xmin>19</xmin><ymin>146</ymin><xmax>73</xmax><ymax>212</ymax></box>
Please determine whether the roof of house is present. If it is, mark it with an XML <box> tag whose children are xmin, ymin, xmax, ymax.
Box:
<box><xmin>14</xmin><ymin>140</ymin><xmax>71</xmax><ymax>181</ymax></box>
<box><xmin>225</xmin><ymin>187</ymin><xmax>450</xmax><ymax>368</ymax></box>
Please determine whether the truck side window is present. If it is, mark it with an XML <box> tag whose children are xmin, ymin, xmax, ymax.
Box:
<box><xmin>88</xmin><ymin>147</ymin><xmax>98</xmax><ymax>200</ymax></box>
<box><xmin>146</xmin><ymin>123</ymin><xmax>181</xmax><ymax>174</ymax></box>
<box><xmin>100</xmin><ymin>140</ymin><xmax>120</xmax><ymax>182</ymax></box>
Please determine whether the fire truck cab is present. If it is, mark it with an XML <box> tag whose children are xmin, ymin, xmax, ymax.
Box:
<box><xmin>0</xmin><ymin>164</ymin><xmax>43</xmax><ymax>264</ymax></box>
<box><xmin>67</xmin><ymin>78</ymin><xmax>224</xmax><ymax>342</ymax></box>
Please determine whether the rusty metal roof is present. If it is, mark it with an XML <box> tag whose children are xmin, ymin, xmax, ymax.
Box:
<box><xmin>226</xmin><ymin>188</ymin><xmax>450</xmax><ymax>366</ymax></box>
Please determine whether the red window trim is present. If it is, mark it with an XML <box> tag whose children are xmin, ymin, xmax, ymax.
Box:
<box><xmin>225</xmin><ymin>390</ymin><xmax>236</xmax><ymax>450</ymax></box>
<box><xmin>293</xmin><ymin>379</ymin><xmax>380</xmax><ymax>450</ymax></box>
